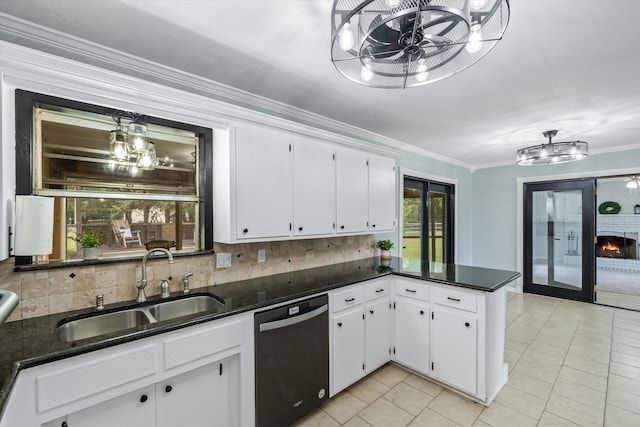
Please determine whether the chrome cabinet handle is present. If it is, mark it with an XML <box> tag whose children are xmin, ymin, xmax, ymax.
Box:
<box><xmin>406</xmin><ymin>289</ymin><xmax>416</xmax><ymax>293</ymax></box>
<box><xmin>345</xmin><ymin>297</ymin><xmax>356</xmax><ymax>302</ymax></box>
<box><xmin>447</xmin><ymin>297</ymin><xmax>461</xmax><ymax>302</ymax></box>
<box><xmin>375</xmin><ymin>288</ymin><xmax>384</xmax><ymax>293</ymax></box>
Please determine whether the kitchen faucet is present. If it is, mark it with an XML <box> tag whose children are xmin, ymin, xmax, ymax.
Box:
<box><xmin>137</xmin><ymin>248</ymin><xmax>174</xmax><ymax>302</ymax></box>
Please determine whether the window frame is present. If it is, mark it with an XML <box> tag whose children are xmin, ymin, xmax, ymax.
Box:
<box><xmin>14</xmin><ymin>89</ymin><xmax>214</xmax><ymax>268</ymax></box>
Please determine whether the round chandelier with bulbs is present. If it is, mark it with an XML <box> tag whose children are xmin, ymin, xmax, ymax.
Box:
<box><xmin>330</xmin><ymin>0</ymin><xmax>510</xmax><ymax>89</ymax></box>
<box><xmin>516</xmin><ymin>130</ymin><xmax>589</xmax><ymax>166</ymax></box>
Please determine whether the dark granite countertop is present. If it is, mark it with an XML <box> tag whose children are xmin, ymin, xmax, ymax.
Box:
<box><xmin>0</xmin><ymin>257</ymin><xmax>519</xmax><ymax>416</ymax></box>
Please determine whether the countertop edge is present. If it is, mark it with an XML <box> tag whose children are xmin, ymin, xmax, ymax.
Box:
<box><xmin>0</xmin><ymin>262</ymin><xmax>520</xmax><ymax>418</ymax></box>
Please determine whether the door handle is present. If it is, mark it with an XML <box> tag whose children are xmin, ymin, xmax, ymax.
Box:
<box><xmin>259</xmin><ymin>305</ymin><xmax>328</xmax><ymax>332</ymax></box>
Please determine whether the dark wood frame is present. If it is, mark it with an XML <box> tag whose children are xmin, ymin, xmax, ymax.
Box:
<box><xmin>14</xmin><ymin>89</ymin><xmax>214</xmax><ymax>267</ymax></box>
<box><xmin>523</xmin><ymin>179</ymin><xmax>596</xmax><ymax>303</ymax></box>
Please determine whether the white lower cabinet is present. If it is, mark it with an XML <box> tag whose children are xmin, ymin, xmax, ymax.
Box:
<box><xmin>393</xmin><ymin>297</ymin><xmax>430</xmax><ymax>375</ymax></box>
<box><xmin>331</xmin><ymin>306</ymin><xmax>365</xmax><ymax>395</ymax></box>
<box><xmin>430</xmin><ymin>306</ymin><xmax>478</xmax><ymax>395</ymax></box>
<box><xmin>329</xmin><ymin>278</ymin><xmax>391</xmax><ymax>396</ymax></box>
<box><xmin>365</xmin><ymin>297</ymin><xmax>390</xmax><ymax>373</ymax></box>
<box><xmin>64</xmin><ymin>386</ymin><xmax>156</xmax><ymax>427</ymax></box>
<box><xmin>157</xmin><ymin>359</ymin><xmax>235</xmax><ymax>427</ymax></box>
<box><xmin>2</xmin><ymin>315</ymin><xmax>249</xmax><ymax>427</ymax></box>
<box><xmin>44</xmin><ymin>359</ymin><xmax>236</xmax><ymax>427</ymax></box>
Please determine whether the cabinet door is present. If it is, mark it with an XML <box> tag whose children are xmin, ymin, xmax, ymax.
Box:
<box><xmin>336</xmin><ymin>148</ymin><xmax>369</xmax><ymax>234</ymax></box>
<box><xmin>331</xmin><ymin>308</ymin><xmax>365</xmax><ymax>395</ymax></box>
<box><xmin>394</xmin><ymin>297</ymin><xmax>429</xmax><ymax>375</ymax></box>
<box><xmin>365</xmin><ymin>298</ymin><xmax>391</xmax><ymax>373</ymax></box>
<box><xmin>235</xmin><ymin>125</ymin><xmax>293</xmax><ymax>239</ymax></box>
<box><xmin>157</xmin><ymin>362</ymin><xmax>230</xmax><ymax>427</ymax></box>
<box><xmin>431</xmin><ymin>306</ymin><xmax>478</xmax><ymax>395</ymax></box>
<box><xmin>67</xmin><ymin>387</ymin><xmax>155</xmax><ymax>427</ymax></box>
<box><xmin>293</xmin><ymin>137</ymin><xmax>336</xmax><ymax>236</ymax></box>
<box><xmin>368</xmin><ymin>155</ymin><xmax>396</xmax><ymax>232</ymax></box>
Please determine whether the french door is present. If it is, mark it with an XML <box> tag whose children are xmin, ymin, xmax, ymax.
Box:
<box><xmin>402</xmin><ymin>177</ymin><xmax>454</xmax><ymax>270</ymax></box>
<box><xmin>524</xmin><ymin>179</ymin><xmax>596</xmax><ymax>302</ymax></box>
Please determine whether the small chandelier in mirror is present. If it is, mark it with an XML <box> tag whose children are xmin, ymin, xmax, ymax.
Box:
<box><xmin>516</xmin><ymin>130</ymin><xmax>588</xmax><ymax>166</ymax></box>
<box><xmin>109</xmin><ymin>116</ymin><xmax>129</xmax><ymax>161</ymax></box>
<box><xmin>109</xmin><ymin>114</ymin><xmax>157</xmax><ymax>172</ymax></box>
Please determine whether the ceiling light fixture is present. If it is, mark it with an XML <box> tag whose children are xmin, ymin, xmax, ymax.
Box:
<box><xmin>516</xmin><ymin>130</ymin><xmax>589</xmax><ymax>166</ymax></box>
<box><xmin>330</xmin><ymin>0</ymin><xmax>510</xmax><ymax>89</ymax></box>
<box><xmin>626</xmin><ymin>176</ymin><xmax>640</xmax><ymax>190</ymax></box>
<box><xmin>108</xmin><ymin>114</ymin><xmax>158</xmax><ymax>172</ymax></box>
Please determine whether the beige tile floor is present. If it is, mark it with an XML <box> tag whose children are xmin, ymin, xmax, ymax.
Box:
<box><xmin>294</xmin><ymin>292</ymin><xmax>640</xmax><ymax>427</ymax></box>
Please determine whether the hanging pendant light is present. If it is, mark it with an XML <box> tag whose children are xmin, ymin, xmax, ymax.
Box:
<box><xmin>137</xmin><ymin>141</ymin><xmax>157</xmax><ymax>170</ymax></box>
<box><xmin>330</xmin><ymin>0</ymin><xmax>510</xmax><ymax>88</ymax></box>
<box><xmin>128</xmin><ymin>118</ymin><xmax>150</xmax><ymax>154</ymax></box>
<box><xmin>109</xmin><ymin>116</ymin><xmax>129</xmax><ymax>161</ymax></box>
<box><xmin>516</xmin><ymin>130</ymin><xmax>589</xmax><ymax>165</ymax></box>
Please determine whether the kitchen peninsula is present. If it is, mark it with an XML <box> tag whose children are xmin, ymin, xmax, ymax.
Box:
<box><xmin>0</xmin><ymin>258</ymin><xmax>519</xmax><ymax>426</ymax></box>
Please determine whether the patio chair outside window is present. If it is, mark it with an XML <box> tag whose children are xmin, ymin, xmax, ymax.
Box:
<box><xmin>112</xmin><ymin>219</ymin><xmax>142</xmax><ymax>247</ymax></box>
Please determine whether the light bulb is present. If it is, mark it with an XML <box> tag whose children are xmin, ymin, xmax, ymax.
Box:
<box><xmin>128</xmin><ymin>121</ymin><xmax>149</xmax><ymax>153</ymax></box>
<box><xmin>129</xmin><ymin>165</ymin><xmax>140</xmax><ymax>177</ymax></box>
<box><xmin>339</xmin><ymin>23</ymin><xmax>354</xmax><ymax>51</ymax></box>
<box><xmin>540</xmin><ymin>147</ymin><xmax>548</xmax><ymax>158</ymax></box>
<box><xmin>361</xmin><ymin>58</ymin><xmax>373</xmax><ymax>81</ymax></box>
<box><xmin>415</xmin><ymin>59</ymin><xmax>428</xmax><ymax>82</ymax></box>
<box><xmin>469</xmin><ymin>0</ymin><xmax>488</xmax><ymax>10</ymax></box>
<box><xmin>626</xmin><ymin>180</ymin><xmax>638</xmax><ymax>189</ymax></box>
<box><xmin>570</xmin><ymin>143</ymin><xmax>578</xmax><ymax>155</ymax></box>
<box><xmin>385</xmin><ymin>0</ymin><xmax>401</xmax><ymax>7</ymax></box>
<box><xmin>466</xmin><ymin>23</ymin><xmax>482</xmax><ymax>53</ymax></box>
<box><xmin>137</xmin><ymin>142</ymin><xmax>157</xmax><ymax>170</ymax></box>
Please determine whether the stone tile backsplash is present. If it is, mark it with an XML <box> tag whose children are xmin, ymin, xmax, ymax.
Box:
<box><xmin>0</xmin><ymin>235</ymin><xmax>375</xmax><ymax>322</ymax></box>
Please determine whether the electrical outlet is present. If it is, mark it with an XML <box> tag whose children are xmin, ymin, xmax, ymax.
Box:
<box><xmin>216</xmin><ymin>252</ymin><xmax>232</xmax><ymax>268</ymax></box>
<box><xmin>258</xmin><ymin>249</ymin><xmax>266</xmax><ymax>263</ymax></box>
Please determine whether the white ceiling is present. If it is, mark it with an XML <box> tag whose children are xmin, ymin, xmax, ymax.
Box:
<box><xmin>1</xmin><ymin>0</ymin><xmax>639</xmax><ymax>168</ymax></box>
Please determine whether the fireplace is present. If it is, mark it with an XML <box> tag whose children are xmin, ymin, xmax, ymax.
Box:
<box><xmin>596</xmin><ymin>234</ymin><xmax>638</xmax><ymax>259</ymax></box>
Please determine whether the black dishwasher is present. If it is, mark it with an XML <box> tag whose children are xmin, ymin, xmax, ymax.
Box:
<box><xmin>254</xmin><ymin>294</ymin><xmax>329</xmax><ymax>427</ymax></box>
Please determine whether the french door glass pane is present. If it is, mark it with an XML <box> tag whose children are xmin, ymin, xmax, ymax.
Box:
<box><xmin>402</xmin><ymin>186</ymin><xmax>422</xmax><ymax>271</ymax></box>
<box><xmin>531</xmin><ymin>189</ymin><xmax>583</xmax><ymax>290</ymax></box>
<box><xmin>429</xmin><ymin>191</ymin><xmax>445</xmax><ymax>263</ymax></box>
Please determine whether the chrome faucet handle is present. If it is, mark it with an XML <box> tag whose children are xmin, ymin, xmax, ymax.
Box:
<box><xmin>182</xmin><ymin>272</ymin><xmax>193</xmax><ymax>294</ymax></box>
<box><xmin>161</xmin><ymin>278</ymin><xmax>171</xmax><ymax>298</ymax></box>
<box><xmin>136</xmin><ymin>280</ymin><xmax>147</xmax><ymax>303</ymax></box>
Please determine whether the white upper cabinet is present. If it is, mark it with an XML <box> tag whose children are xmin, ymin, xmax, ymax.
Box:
<box><xmin>214</xmin><ymin>122</ymin><xmax>396</xmax><ymax>243</ymax></box>
<box><xmin>235</xmin><ymin>125</ymin><xmax>293</xmax><ymax>240</ymax></box>
<box><xmin>368</xmin><ymin>154</ymin><xmax>396</xmax><ymax>232</ymax></box>
<box><xmin>336</xmin><ymin>147</ymin><xmax>369</xmax><ymax>234</ymax></box>
<box><xmin>293</xmin><ymin>137</ymin><xmax>336</xmax><ymax>237</ymax></box>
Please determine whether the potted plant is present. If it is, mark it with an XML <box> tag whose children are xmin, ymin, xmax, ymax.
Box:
<box><xmin>74</xmin><ymin>229</ymin><xmax>107</xmax><ymax>259</ymax></box>
<box><xmin>375</xmin><ymin>239</ymin><xmax>394</xmax><ymax>261</ymax></box>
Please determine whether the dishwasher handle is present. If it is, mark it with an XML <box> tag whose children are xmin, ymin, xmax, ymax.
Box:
<box><xmin>259</xmin><ymin>304</ymin><xmax>328</xmax><ymax>332</ymax></box>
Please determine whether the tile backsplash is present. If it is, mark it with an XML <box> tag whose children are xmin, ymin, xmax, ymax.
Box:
<box><xmin>0</xmin><ymin>235</ymin><xmax>375</xmax><ymax>322</ymax></box>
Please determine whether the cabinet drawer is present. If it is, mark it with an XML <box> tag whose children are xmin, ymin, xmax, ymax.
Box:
<box><xmin>364</xmin><ymin>280</ymin><xmax>390</xmax><ymax>301</ymax></box>
<box><xmin>394</xmin><ymin>281</ymin><xmax>429</xmax><ymax>301</ymax></box>
<box><xmin>163</xmin><ymin>319</ymin><xmax>242</xmax><ymax>370</ymax></box>
<box><xmin>432</xmin><ymin>286</ymin><xmax>477</xmax><ymax>313</ymax></box>
<box><xmin>36</xmin><ymin>344</ymin><xmax>158</xmax><ymax>412</ymax></box>
<box><xmin>332</xmin><ymin>286</ymin><xmax>364</xmax><ymax>312</ymax></box>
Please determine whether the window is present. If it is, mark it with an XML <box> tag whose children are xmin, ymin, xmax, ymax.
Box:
<box><xmin>402</xmin><ymin>177</ymin><xmax>455</xmax><ymax>271</ymax></box>
<box><xmin>15</xmin><ymin>90</ymin><xmax>213</xmax><ymax>267</ymax></box>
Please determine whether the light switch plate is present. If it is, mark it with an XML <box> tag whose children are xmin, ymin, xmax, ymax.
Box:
<box><xmin>216</xmin><ymin>253</ymin><xmax>232</xmax><ymax>268</ymax></box>
<box><xmin>258</xmin><ymin>249</ymin><xmax>266</xmax><ymax>263</ymax></box>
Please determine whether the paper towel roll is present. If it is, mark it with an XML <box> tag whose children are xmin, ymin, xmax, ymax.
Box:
<box><xmin>14</xmin><ymin>195</ymin><xmax>54</xmax><ymax>256</ymax></box>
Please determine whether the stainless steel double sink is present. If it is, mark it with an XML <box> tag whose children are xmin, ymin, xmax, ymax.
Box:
<box><xmin>54</xmin><ymin>294</ymin><xmax>225</xmax><ymax>342</ymax></box>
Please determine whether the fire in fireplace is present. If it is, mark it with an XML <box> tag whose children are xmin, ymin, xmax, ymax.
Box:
<box><xmin>596</xmin><ymin>235</ymin><xmax>638</xmax><ymax>259</ymax></box>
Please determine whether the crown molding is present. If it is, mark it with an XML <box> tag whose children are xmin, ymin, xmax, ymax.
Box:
<box><xmin>1</xmin><ymin>13</ymin><xmax>476</xmax><ymax>161</ymax></box>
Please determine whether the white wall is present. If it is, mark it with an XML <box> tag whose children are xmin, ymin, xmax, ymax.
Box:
<box><xmin>598</xmin><ymin>179</ymin><xmax>640</xmax><ymax>214</ymax></box>
<box><xmin>471</xmin><ymin>149</ymin><xmax>640</xmax><ymax>290</ymax></box>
